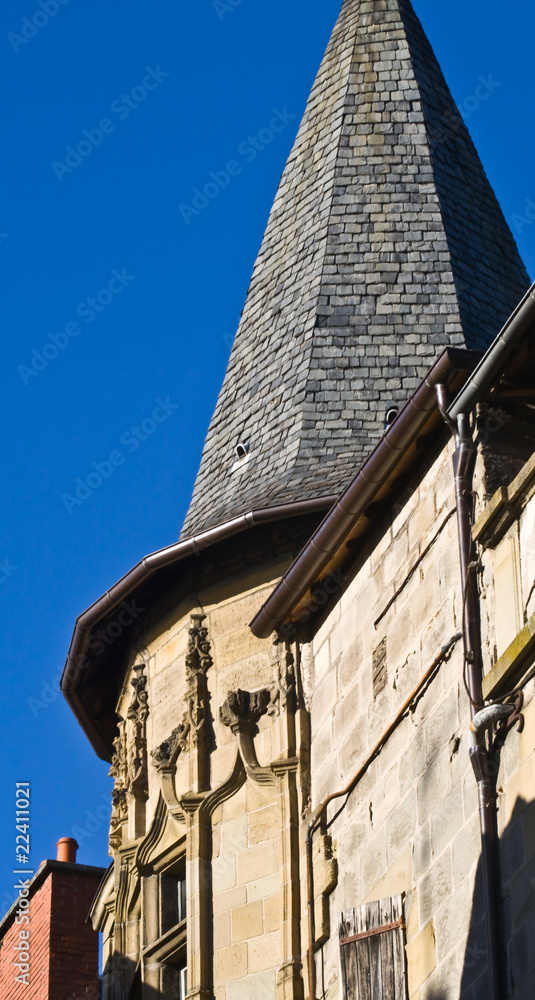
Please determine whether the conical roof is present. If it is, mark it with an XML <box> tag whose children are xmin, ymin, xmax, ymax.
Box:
<box><xmin>181</xmin><ymin>0</ymin><xmax>529</xmax><ymax>539</ymax></box>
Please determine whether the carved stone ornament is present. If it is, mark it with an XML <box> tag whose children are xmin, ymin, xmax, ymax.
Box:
<box><xmin>220</xmin><ymin>688</ymin><xmax>272</xmax><ymax>735</ymax></box>
<box><xmin>220</xmin><ymin>688</ymin><xmax>276</xmax><ymax>785</ymax></box>
<box><xmin>109</xmin><ymin>786</ymin><xmax>128</xmax><ymax>851</ymax></box>
<box><xmin>151</xmin><ymin>717</ymin><xmax>190</xmax><ymax>771</ymax></box>
<box><xmin>109</xmin><ymin>726</ymin><xmax>128</xmax><ymax>851</ymax></box>
<box><xmin>185</xmin><ymin>615</ymin><xmax>214</xmax><ymax>758</ymax></box>
<box><xmin>126</xmin><ymin>663</ymin><xmax>150</xmax><ymax>802</ymax></box>
<box><xmin>268</xmin><ymin>641</ymin><xmax>298</xmax><ymax>716</ymax></box>
<box><xmin>186</xmin><ymin>613</ymin><xmax>213</xmax><ymax>676</ymax></box>
<box><xmin>108</xmin><ymin>661</ymin><xmax>150</xmax><ymax>851</ymax></box>
<box><xmin>313</xmin><ymin>833</ymin><xmax>338</xmax><ymax>947</ymax></box>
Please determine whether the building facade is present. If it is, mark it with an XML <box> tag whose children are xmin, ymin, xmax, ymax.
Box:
<box><xmin>60</xmin><ymin>1</ymin><xmax>535</xmax><ymax>999</ymax></box>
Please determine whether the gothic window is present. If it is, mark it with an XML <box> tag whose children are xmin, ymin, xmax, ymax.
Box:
<box><xmin>140</xmin><ymin>858</ymin><xmax>187</xmax><ymax>998</ymax></box>
<box><xmin>178</xmin><ymin>965</ymin><xmax>187</xmax><ymax>1000</ymax></box>
<box><xmin>339</xmin><ymin>895</ymin><xmax>407</xmax><ymax>999</ymax></box>
<box><xmin>158</xmin><ymin>861</ymin><xmax>187</xmax><ymax>995</ymax></box>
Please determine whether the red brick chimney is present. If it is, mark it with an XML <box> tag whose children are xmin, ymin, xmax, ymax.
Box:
<box><xmin>0</xmin><ymin>838</ymin><xmax>105</xmax><ymax>999</ymax></box>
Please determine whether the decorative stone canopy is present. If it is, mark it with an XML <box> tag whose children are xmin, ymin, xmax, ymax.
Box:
<box><xmin>181</xmin><ymin>0</ymin><xmax>529</xmax><ymax>537</ymax></box>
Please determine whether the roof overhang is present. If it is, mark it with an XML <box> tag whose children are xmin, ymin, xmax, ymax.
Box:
<box><xmin>61</xmin><ymin>496</ymin><xmax>336</xmax><ymax>761</ymax></box>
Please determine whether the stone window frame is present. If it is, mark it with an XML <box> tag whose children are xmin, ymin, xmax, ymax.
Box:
<box><xmin>473</xmin><ymin>452</ymin><xmax>535</xmax><ymax>699</ymax></box>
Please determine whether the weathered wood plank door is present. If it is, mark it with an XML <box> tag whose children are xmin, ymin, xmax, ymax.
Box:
<box><xmin>339</xmin><ymin>894</ymin><xmax>407</xmax><ymax>1000</ymax></box>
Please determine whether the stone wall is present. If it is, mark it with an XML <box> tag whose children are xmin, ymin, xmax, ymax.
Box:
<box><xmin>104</xmin><ymin>558</ymin><xmax>305</xmax><ymax>1000</ymax></box>
<box><xmin>98</xmin><ymin>442</ymin><xmax>535</xmax><ymax>999</ymax></box>
<box><xmin>306</xmin><ymin>442</ymin><xmax>535</xmax><ymax>999</ymax></box>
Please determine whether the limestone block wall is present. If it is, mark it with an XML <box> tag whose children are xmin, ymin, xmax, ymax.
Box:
<box><xmin>143</xmin><ymin>572</ymin><xmax>287</xmax><ymax>826</ymax></box>
<box><xmin>306</xmin><ymin>441</ymin><xmax>535</xmax><ymax>1000</ymax></box>
<box><xmin>212</xmin><ymin>781</ymin><xmax>283</xmax><ymax>1000</ymax></box>
<box><xmin>106</xmin><ymin>557</ymin><xmax>306</xmax><ymax>999</ymax></box>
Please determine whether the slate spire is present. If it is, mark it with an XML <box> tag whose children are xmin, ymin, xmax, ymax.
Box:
<box><xmin>181</xmin><ymin>0</ymin><xmax>529</xmax><ymax>538</ymax></box>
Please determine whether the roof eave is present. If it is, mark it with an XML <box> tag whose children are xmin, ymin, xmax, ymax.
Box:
<box><xmin>251</xmin><ymin>285</ymin><xmax>535</xmax><ymax>641</ymax></box>
<box><xmin>61</xmin><ymin>496</ymin><xmax>337</xmax><ymax>760</ymax></box>
<box><xmin>249</xmin><ymin>347</ymin><xmax>483</xmax><ymax>639</ymax></box>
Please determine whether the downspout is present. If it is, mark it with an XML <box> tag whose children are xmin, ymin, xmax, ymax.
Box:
<box><xmin>469</xmin><ymin>705</ymin><xmax>515</xmax><ymax>1000</ymax></box>
<box><xmin>436</xmin><ymin>386</ymin><xmax>509</xmax><ymax>1000</ymax></box>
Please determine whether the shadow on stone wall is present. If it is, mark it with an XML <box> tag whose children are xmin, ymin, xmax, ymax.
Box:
<box><xmin>99</xmin><ymin>952</ymin><xmax>186</xmax><ymax>999</ymax></box>
<box><xmin>460</xmin><ymin>794</ymin><xmax>535</xmax><ymax>1000</ymax></box>
<box><xmin>95</xmin><ymin>798</ymin><xmax>535</xmax><ymax>999</ymax></box>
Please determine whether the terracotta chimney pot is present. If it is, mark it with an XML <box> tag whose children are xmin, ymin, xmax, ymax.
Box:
<box><xmin>56</xmin><ymin>837</ymin><xmax>79</xmax><ymax>863</ymax></box>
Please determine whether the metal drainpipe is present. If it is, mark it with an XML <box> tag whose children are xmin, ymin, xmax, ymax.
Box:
<box><xmin>436</xmin><ymin>386</ymin><xmax>504</xmax><ymax>1000</ymax></box>
<box><xmin>469</xmin><ymin>706</ymin><xmax>515</xmax><ymax>1000</ymax></box>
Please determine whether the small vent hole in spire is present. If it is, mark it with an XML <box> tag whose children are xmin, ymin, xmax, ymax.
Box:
<box><xmin>231</xmin><ymin>441</ymin><xmax>250</xmax><ymax>473</ymax></box>
<box><xmin>385</xmin><ymin>407</ymin><xmax>399</xmax><ymax>430</ymax></box>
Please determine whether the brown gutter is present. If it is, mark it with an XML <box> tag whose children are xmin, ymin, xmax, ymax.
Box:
<box><xmin>61</xmin><ymin>496</ymin><xmax>336</xmax><ymax>758</ymax></box>
<box><xmin>250</xmin><ymin>348</ymin><xmax>479</xmax><ymax>639</ymax></box>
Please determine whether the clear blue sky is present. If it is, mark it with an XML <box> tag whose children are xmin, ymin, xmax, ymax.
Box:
<box><xmin>1</xmin><ymin>0</ymin><xmax>534</xmax><ymax>913</ymax></box>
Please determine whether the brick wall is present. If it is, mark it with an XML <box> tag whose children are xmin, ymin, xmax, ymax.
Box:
<box><xmin>49</xmin><ymin>868</ymin><xmax>103</xmax><ymax>999</ymax></box>
<box><xmin>0</xmin><ymin>863</ymin><xmax>104</xmax><ymax>1000</ymax></box>
<box><xmin>0</xmin><ymin>877</ymin><xmax>52</xmax><ymax>999</ymax></box>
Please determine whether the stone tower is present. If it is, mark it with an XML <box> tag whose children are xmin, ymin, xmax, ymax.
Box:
<box><xmin>61</xmin><ymin>5</ymin><xmax>533</xmax><ymax>1000</ymax></box>
<box><xmin>181</xmin><ymin>0</ymin><xmax>528</xmax><ymax>538</ymax></box>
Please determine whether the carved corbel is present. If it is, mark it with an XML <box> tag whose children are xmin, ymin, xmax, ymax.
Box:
<box><xmin>151</xmin><ymin>718</ymin><xmax>191</xmax><ymax>820</ymax></box>
<box><xmin>220</xmin><ymin>688</ymin><xmax>276</xmax><ymax>785</ymax></box>
<box><xmin>151</xmin><ymin>717</ymin><xmax>190</xmax><ymax>771</ymax></box>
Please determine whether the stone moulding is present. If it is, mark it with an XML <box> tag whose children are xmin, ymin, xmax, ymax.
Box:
<box><xmin>135</xmin><ymin>793</ymin><xmax>186</xmax><ymax>875</ymax></box>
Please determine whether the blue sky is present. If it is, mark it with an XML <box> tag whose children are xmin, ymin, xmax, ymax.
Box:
<box><xmin>1</xmin><ymin>0</ymin><xmax>534</xmax><ymax>914</ymax></box>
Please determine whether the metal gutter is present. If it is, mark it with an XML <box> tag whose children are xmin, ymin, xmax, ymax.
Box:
<box><xmin>61</xmin><ymin>495</ymin><xmax>336</xmax><ymax>757</ymax></box>
<box><xmin>250</xmin><ymin>348</ymin><xmax>479</xmax><ymax>639</ymax></box>
<box><xmin>448</xmin><ymin>281</ymin><xmax>535</xmax><ymax>420</ymax></box>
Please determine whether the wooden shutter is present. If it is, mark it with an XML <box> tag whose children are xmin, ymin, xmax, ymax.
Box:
<box><xmin>339</xmin><ymin>894</ymin><xmax>407</xmax><ymax>1000</ymax></box>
